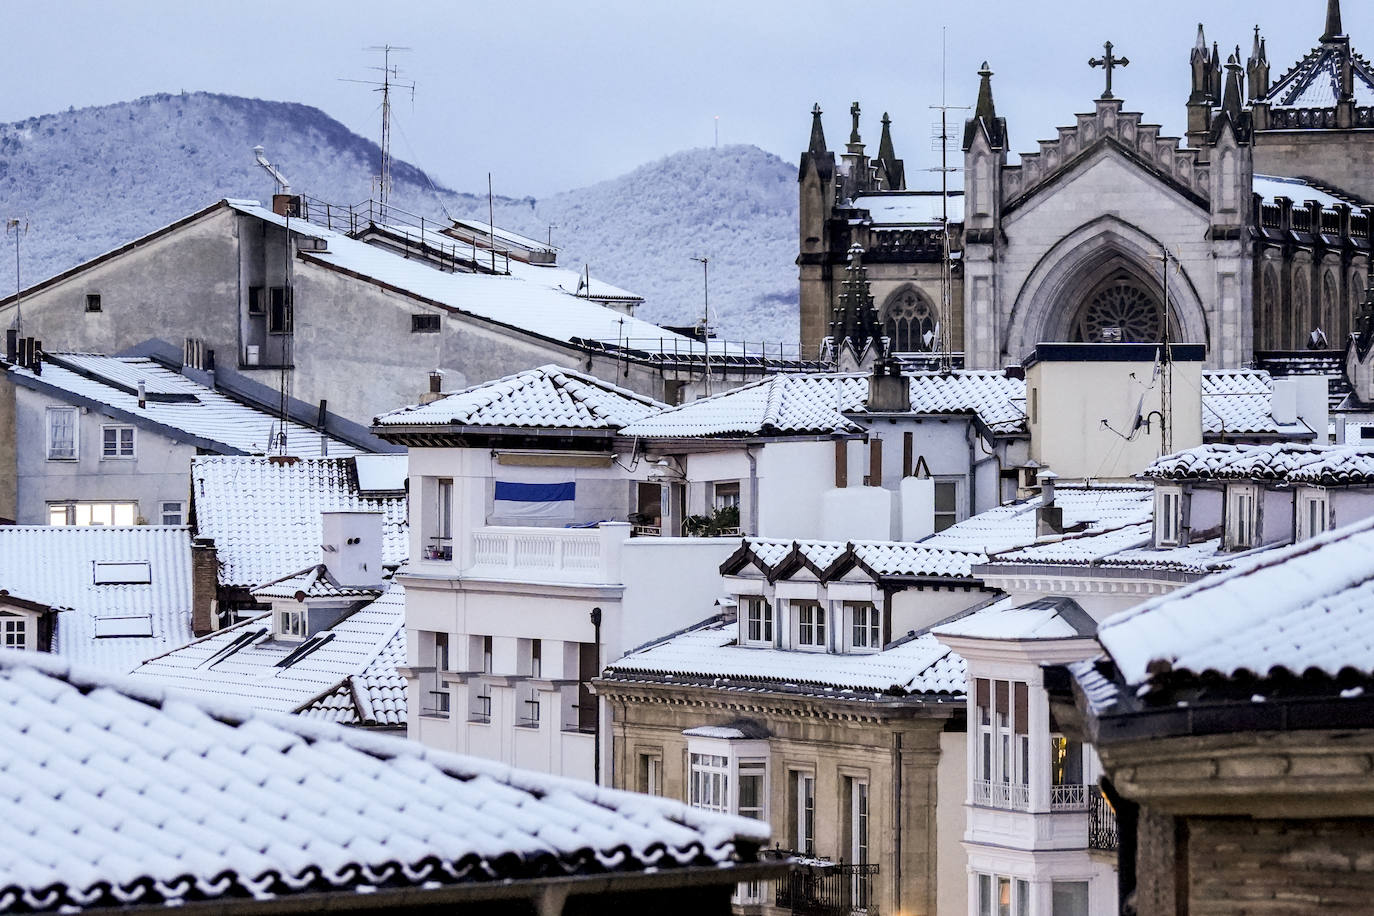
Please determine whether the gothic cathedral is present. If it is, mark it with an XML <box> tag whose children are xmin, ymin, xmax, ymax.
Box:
<box><xmin>799</xmin><ymin>0</ymin><xmax>1374</xmax><ymax>371</ymax></box>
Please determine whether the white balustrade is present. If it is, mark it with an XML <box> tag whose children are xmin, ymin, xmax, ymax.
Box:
<box><xmin>465</xmin><ymin>523</ymin><xmax>629</xmax><ymax>584</ymax></box>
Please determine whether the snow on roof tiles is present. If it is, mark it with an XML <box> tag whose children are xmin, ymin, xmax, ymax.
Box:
<box><xmin>1253</xmin><ymin>174</ymin><xmax>1361</xmax><ymax>208</ymax></box>
<box><xmin>1098</xmin><ymin>516</ymin><xmax>1374</xmax><ymax>688</ymax></box>
<box><xmin>251</xmin><ymin>565</ymin><xmax>384</xmax><ymax>601</ymax></box>
<box><xmin>8</xmin><ymin>354</ymin><xmax>360</xmax><ymax>458</ymax></box>
<box><xmin>192</xmin><ymin>457</ymin><xmax>407</xmax><ymax>589</ymax></box>
<box><xmin>852</xmin><ymin>192</ymin><xmax>966</xmax><ymax>225</ymax></box>
<box><xmin>0</xmin><ymin>651</ymin><xmax>767</xmax><ymax>913</ymax></box>
<box><xmin>921</xmin><ymin>486</ymin><xmax>1154</xmax><ymax>554</ymax></box>
<box><xmin>933</xmin><ymin>596</ymin><xmax>1096</xmax><ymax>641</ymax></box>
<box><xmin>131</xmin><ymin>582</ymin><xmax>405</xmax><ymax>723</ymax></box>
<box><xmin>375</xmin><ymin>364</ymin><xmax>664</xmax><ymax>430</ymax></box>
<box><xmin>1261</xmin><ymin>45</ymin><xmax>1374</xmax><ymax>109</ymax></box>
<box><xmin>847</xmin><ymin>541</ymin><xmax>985</xmax><ymax>579</ymax></box>
<box><xmin>1200</xmin><ymin>369</ymin><xmax>1308</xmax><ymax>436</ymax></box>
<box><xmin>905</xmin><ymin>371</ymin><xmax>1026</xmax><ymax>434</ymax></box>
<box><xmin>0</xmin><ymin>526</ymin><xmax>192</xmax><ymax>673</ymax></box>
<box><xmin>1143</xmin><ymin>443</ymin><xmax>1374</xmax><ymax>484</ymax></box>
<box><xmin>606</xmin><ymin>618</ymin><xmax>965</xmax><ymax>697</ymax></box>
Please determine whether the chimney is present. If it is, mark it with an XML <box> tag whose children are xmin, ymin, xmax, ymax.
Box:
<box><xmin>419</xmin><ymin>371</ymin><xmax>444</xmax><ymax>405</ymax></box>
<box><xmin>190</xmin><ymin>537</ymin><xmax>220</xmax><ymax>636</ymax></box>
<box><xmin>1271</xmin><ymin>379</ymin><xmax>1298</xmax><ymax>426</ymax></box>
<box><xmin>320</xmin><ymin>511</ymin><xmax>385</xmax><ymax>589</ymax></box>
<box><xmin>272</xmin><ymin>194</ymin><xmax>301</xmax><ymax>218</ymax></box>
<box><xmin>137</xmin><ymin>380</ymin><xmax>147</xmax><ymax>409</ymax></box>
<box><xmin>1036</xmin><ymin>470</ymin><xmax>1064</xmax><ymax>537</ymax></box>
<box><xmin>867</xmin><ymin>357</ymin><xmax>910</xmax><ymax>413</ymax></box>
<box><xmin>4</xmin><ymin>330</ymin><xmax>15</xmax><ymax>363</ymax></box>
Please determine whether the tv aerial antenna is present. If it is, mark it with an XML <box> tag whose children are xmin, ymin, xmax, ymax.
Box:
<box><xmin>927</xmin><ymin>26</ymin><xmax>970</xmax><ymax>374</ymax></box>
<box><xmin>341</xmin><ymin>45</ymin><xmax>414</xmax><ymax>218</ymax></box>
<box><xmin>5</xmin><ymin>216</ymin><xmax>29</xmax><ymax>334</ymax></box>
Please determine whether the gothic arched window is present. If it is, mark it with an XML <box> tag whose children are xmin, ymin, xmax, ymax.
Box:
<box><xmin>1354</xmin><ymin>270</ymin><xmax>1368</xmax><ymax>332</ymax></box>
<box><xmin>1072</xmin><ymin>272</ymin><xmax>1164</xmax><ymax>343</ymax></box>
<box><xmin>883</xmin><ymin>288</ymin><xmax>938</xmax><ymax>353</ymax></box>
<box><xmin>1293</xmin><ymin>267</ymin><xmax>1311</xmax><ymax>346</ymax></box>
<box><xmin>1321</xmin><ymin>270</ymin><xmax>1337</xmax><ymax>338</ymax></box>
<box><xmin>1262</xmin><ymin>265</ymin><xmax>1280</xmax><ymax>350</ymax></box>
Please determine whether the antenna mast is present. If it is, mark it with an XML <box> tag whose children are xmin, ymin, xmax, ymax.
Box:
<box><xmin>5</xmin><ymin>217</ymin><xmax>26</xmax><ymax>334</ymax></box>
<box><xmin>691</xmin><ymin>256</ymin><xmax>711</xmax><ymax>395</ymax></box>
<box><xmin>342</xmin><ymin>46</ymin><xmax>413</xmax><ymax>218</ymax></box>
<box><xmin>929</xmin><ymin>27</ymin><xmax>970</xmax><ymax>374</ymax></box>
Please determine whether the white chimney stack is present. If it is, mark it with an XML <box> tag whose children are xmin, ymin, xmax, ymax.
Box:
<box><xmin>320</xmin><ymin>511</ymin><xmax>385</xmax><ymax>588</ymax></box>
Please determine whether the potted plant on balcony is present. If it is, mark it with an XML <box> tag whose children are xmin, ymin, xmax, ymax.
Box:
<box><xmin>684</xmin><ymin>505</ymin><xmax>740</xmax><ymax>537</ymax></box>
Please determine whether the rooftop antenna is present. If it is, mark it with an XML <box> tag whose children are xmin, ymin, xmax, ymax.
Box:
<box><xmin>928</xmin><ymin>26</ymin><xmax>970</xmax><ymax>374</ymax></box>
<box><xmin>547</xmin><ymin>224</ymin><xmax>558</xmax><ymax>248</ymax></box>
<box><xmin>691</xmin><ymin>255</ymin><xmax>712</xmax><ymax>395</ymax></box>
<box><xmin>488</xmin><ymin>172</ymin><xmax>497</xmax><ymax>273</ymax></box>
<box><xmin>341</xmin><ymin>45</ymin><xmax>414</xmax><ymax>218</ymax></box>
<box><xmin>5</xmin><ymin>217</ymin><xmax>27</xmax><ymax>334</ymax></box>
<box><xmin>253</xmin><ymin>146</ymin><xmax>292</xmax><ymax>195</ymax></box>
<box><xmin>714</xmin><ymin>115</ymin><xmax>720</xmax><ymax>148</ymax></box>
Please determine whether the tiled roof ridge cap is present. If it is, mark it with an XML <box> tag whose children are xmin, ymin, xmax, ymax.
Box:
<box><xmin>251</xmin><ymin>563</ymin><xmax>327</xmax><ymax>594</ymax></box>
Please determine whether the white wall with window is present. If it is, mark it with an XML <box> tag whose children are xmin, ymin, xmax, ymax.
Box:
<box><xmin>1225</xmin><ymin>483</ymin><xmax>1259</xmax><ymax>550</ymax></box>
<box><xmin>46</xmin><ymin>407</ymin><xmax>78</xmax><ymax>460</ymax></box>
<box><xmin>100</xmin><ymin>425</ymin><xmax>135</xmax><ymax>459</ymax></box>
<box><xmin>47</xmin><ymin>501</ymin><xmax>138</xmax><ymax>527</ymax></box>
<box><xmin>684</xmin><ymin>729</ymin><xmax>770</xmax><ymax>825</ymax></box>
<box><xmin>1296</xmin><ymin>486</ymin><xmax>1330</xmax><ymax>541</ymax></box>
<box><xmin>0</xmin><ymin>612</ymin><xmax>32</xmax><ymax>651</ymax></box>
<box><xmin>1154</xmin><ymin>484</ymin><xmax>1183</xmax><ymax>547</ymax></box>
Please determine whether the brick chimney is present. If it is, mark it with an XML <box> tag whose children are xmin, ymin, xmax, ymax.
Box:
<box><xmin>419</xmin><ymin>371</ymin><xmax>444</xmax><ymax>405</ymax></box>
<box><xmin>1036</xmin><ymin>470</ymin><xmax>1064</xmax><ymax>537</ymax></box>
<box><xmin>867</xmin><ymin>357</ymin><xmax>910</xmax><ymax>413</ymax></box>
<box><xmin>190</xmin><ymin>537</ymin><xmax>220</xmax><ymax>636</ymax></box>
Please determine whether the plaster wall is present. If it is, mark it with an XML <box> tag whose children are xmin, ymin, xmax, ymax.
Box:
<box><xmin>1253</xmin><ymin>130</ymin><xmax>1374</xmax><ymax>203</ymax></box>
<box><xmin>619</xmin><ymin>537</ymin><xmax>736</xmax><ymax>658</ymax></box>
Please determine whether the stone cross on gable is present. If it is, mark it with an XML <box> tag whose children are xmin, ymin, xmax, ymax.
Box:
<box><xmin>849</xmin><ymin>102</ymin><xmax>862</xmax><ymax>144</ymax></box>
<box><xmin>1089</xmin><ymin>41</ymin><xmax>1130</xmax><ymax>100</ymax></box>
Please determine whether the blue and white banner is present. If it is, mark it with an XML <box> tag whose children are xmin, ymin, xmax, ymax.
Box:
<box><xmin>494</xmin><ymin>481</ymin><xmax>576</xmax><ymax>520</ymax></box>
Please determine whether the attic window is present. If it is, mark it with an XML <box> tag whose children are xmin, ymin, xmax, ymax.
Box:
<box><xmin>93</xmin><ymin>614</ymin><xmax>154</xmax><ymax>638</ymax></box>
<box><xmin>278</xmin><ymin>608</ymin><xmax>307</xmax><ymax>641</ymax></box>
<box><xmin>411</xmin><ymin>314</ymin><xmax>441</xmax><ymax>333</ymax></box>
<box><xmin>85</xmin><ymin>293</ymin><xmax>102</xmax><ymax>313</ymax></box>
<box><xmin>93</xmin><ymin>561</ymin><xmax>151</xmax><ymax>585</ymax></box>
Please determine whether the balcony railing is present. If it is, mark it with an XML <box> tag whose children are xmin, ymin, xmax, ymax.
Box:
<box><xmin>1050</xmin><ymin>783</ymin><xmax>1090</xmax><ymax>811</ymax></box>
<box><xmin>467</xmin><ymin>524</ymin><xmax>629</xmax><ymax>584</ymax></box>
<box><xmin>776</xmin><ymin>860</ymin><xmax>879</xmax><ymax>916</ymax></box>
<box><xmin>1089</xmin><ymin>787</ymin><xmax>1119</xmax><ymax>852</ymax></box>
<box><xmin>972</xmin><ymin>778</ymin><xmax>1029</xmax><ymax>811</ymax></box>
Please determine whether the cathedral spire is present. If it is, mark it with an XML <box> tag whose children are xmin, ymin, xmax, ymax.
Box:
<box><xmin>1323</xmin><ymin>0</ymin><xmax>1344</xmax><ymax>42</ymax></box>
<box><xmin>1222</xmin><ymin>52</ymin><xmax>1245</xmax><ymax>122</ymax></box>
<box><xmin>807</xmin><ymin>103</ymin><xmax>826</xmax><ymax>156</ymax></box>
<box><xmin>875</xmin><ymin>112</ymin><xmax>906</xmax><ymax>190</ymax></box>
<box><xmin>963</xmin><ymin>62</ymin><xmax>1006</xmax><ymax>151</ymax></box>
<box><xmin>828</xmin><ymin>244</ymin><xmax>883</xmax><ymax>365</ymax></box>
<box><xmin>877</xmin><ymin>113</ymin><xmax>896</xmax><ymax>163</ymax></box>
<box><xmin>975</xmin><ymin>62</ymin><xmax>997</xmax><ymax>121</ymax></box>
<box><xmin>1190</xmin><ymin>24</ymin><xmax>1212</xmax><ymax>102</ymax></box>
<box><xmin>1210</xmin><ymin>42</ymin><xmax>1223</xmax><ymax>102</ymax></box>
<box><xmin>1248</xmin><ymin>26</ymin><xmax>1270</xmax><ymax>101</ymax></box>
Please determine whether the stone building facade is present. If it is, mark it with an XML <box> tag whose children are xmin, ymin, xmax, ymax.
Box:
<box><xmin>799</xmin><ymin>0</ymin><xmax>1374</xmax><ymax>370</ymax></box>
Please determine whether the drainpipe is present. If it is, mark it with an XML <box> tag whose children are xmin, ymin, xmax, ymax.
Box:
<box><xmin>965</xmin><ymin>424</ymin><xmax>978</xmax><ymax>519</ymax></box>
<box><xmin>590</xmin><ymin>606</ymin><xmax>603</xmax><ymax>785</ymax></box>
<box><xmin>746</xmin><ymin>446</ymin><xmax>760</xmax><ymax>536</ymax></box>
<box><xmin>893</xmin><ymin>731</ymin><xmax>903</xmax><ymax>915</ymax></box>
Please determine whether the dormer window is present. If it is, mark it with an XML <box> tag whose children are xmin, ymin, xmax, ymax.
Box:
<box><xmin>1226</xmin><ymin>484</ymin><xmax>1259</xmax><ymax>550</ymax></box>
<box><xmin>1297</xmin><ymin>487</ymin><xmax>1330</xmax><ymax>541</ymax></box>
<box><xmin>1155</xmin><ymin>485</ymin><xmax>1183</xmax><ymax>547</ymax></box>
<box><xmin>795</xmin><ymin>601</ymin><xmax>826</xmax><ymax>651</ymax></box>
<box><xmin>277</xmin><ymin>608</ymin><xmax>306</xmax><ymax>641</ymax></box>
<box><xmin>848</xmin><ymin>601</ymin><xmax>882</xmax><ymax>651</ymax></box>
<box><xmin>742</xmin><ymin>596</ymin><xmax>773</xmax><ymax>646</ymax></box>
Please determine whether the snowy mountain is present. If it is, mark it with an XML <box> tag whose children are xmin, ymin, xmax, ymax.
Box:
<box><xmin>0</xmin><ymin>92</ymin><xmax>799</xmax><ymax>343</ymax></box>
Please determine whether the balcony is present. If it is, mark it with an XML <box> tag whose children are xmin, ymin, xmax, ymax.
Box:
<box><xmin>1050</xmin><ymin>783</ymin><xmax>1090</xmax><ymax>812</ymax></box>
<box><xmin>466</xmin><ymin>523</ymin><xmax>630</xmax><ymax>585</ymax></box>
<box><xmin>972</xmin><ymin>778</ymin><xmax>1029</xmax><ymax>811</ymax></box>
<box><xmin>776</xmin><ymin>859</ymin><xmax>879</xmax><ymax>916</ymax></box>
<box><xmin>1089</xmin><ymin>787</ymin><xmax>1118</xmax><ymax>852</ymax></box>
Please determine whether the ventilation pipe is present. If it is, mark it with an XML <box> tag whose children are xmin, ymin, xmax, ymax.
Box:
<box><xmin>254</xmin><ymin>146</ymin><xmax>300</xmax><ymax>216</ymax></box>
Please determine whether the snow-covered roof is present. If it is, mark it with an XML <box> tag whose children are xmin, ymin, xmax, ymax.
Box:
<box><xmin>1142</xmin><ymin>443</ymin><xmax>1374</xmax><ymax>484</ymax></box>
<box><xmin>251</xmin><ymin>564</ymin><xmax>384</xmax><ymax>601</ymax></box>
<box><xmin>1200</xmin><ymin>369</ymin><xmax>1313</xmax><ymax>437</ymax></box>
<box><xmin>1260</xmin><ymin>43</ymin><xmax>1374</xmax><ymax>109</ymax></box>
<box><xmin>1253</xmin><ymin>174</ymin><xmax>1361</xmax><ymax>208</ymax></box>
<box><xmin>375</xmin><ymin>364</ymin><xmax>664</xmax><ymax>431</ymax></box>
<box><xmin>226</xmin><ymin>201</ymin><xmax>701</xmax><ymax>357</ymax></box>
<box><xmin>846</xmin><ymin>541</ymin><xmax>985</xmax><ymax>579</ymax></box>
<box><xmin>0</xmin><ymin>651</ymin><xmax>769</xmax><ymax>913</ymax></box>
<box><xmin>5</xmin><ymin>353</ymin><xmax>361</xmax><ymax>458</ymax></box>
<box><xmin>1098</xmin><ymin>516</ymin><xmax>1374</xmax><ymax>689</ymax></box>
<box><xmin>192</xmin><ymin>457</ymin><xmax>408</xmax><ymax>589</ymax></box>
<box><xmin>620</xmin><ymin>370</ymin><xmax>1027</xmax><ymax>440</ymax></box>
<box><xmin>605</xmin><ymin>617</ymin><xmax>965</xmax><ymax>698</ymax></box>
<box><xmin>723</xmin><ymin>537</ymin><xmax>985</xmax><ymax>583</ymax></box>
<box><xmin>0</xmin><ymin>526</ymin><xmax>191</xmax><ymax>673</ymax></box>
<box><xmin>131</xmin><ymin>582</ymin><xmax>405</xmax><ymax>726</ymax></box>
<box><xmin>921</xmin><ymin>486</ymin><xmax>1154</xmax><ymax>554</ymax></box>
<box><xmin>450</xmin><ymin>218</ymin><xmax>556</xmax><ymax>253</ymax></box>
<box><xmin>852</xmin><ymin>192</ymin><xmax>965</xmax><ymax>225</ymax></box>
<box><xmin>933</xmin><ymin>595</ymin><xmax>1096</xmax><ymax>641</ymax></box>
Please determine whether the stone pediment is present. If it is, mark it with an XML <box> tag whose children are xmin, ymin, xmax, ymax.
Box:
<box><xmin>1002</xmin><ymin>100</ymin><xmax>1210</xmax><ymax>213</ymax></box>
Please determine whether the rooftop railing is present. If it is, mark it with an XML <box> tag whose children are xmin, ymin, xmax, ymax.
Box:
<box><xmin>1089</xmin><ymin>787</ymin><xmax>1119</xmax><ymax>852</ymax></box>
<box><xmin>466</xmin><ymin>523</ymin><xmax>630</xmax><ymax>584</ymax></box>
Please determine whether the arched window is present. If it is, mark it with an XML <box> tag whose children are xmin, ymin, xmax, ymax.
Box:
<box><xmin>1219</xmin><ymin>149</ymin><xmax>1238</xmax><ymax>211</ymax></box>
<box><xmin>1293</xmin><ymin>267</ymin><xmax>1311</xmax><ymax>347</ymax></box>
<box><xmin>1262</xmin><ymin>265</ymin><xmax>1280</xmax><ymax>350</ymax></box>
<box><xmin>882</xmin><ymin>288</ymin><xmax>938</xmax><ymax>353</ymax></box>
<box><xmin>1072</xmin><ymin>271</ymin><xmax>1164</xmax><ymax>343</ymax></box>
<box><xmin>1321</xmin><ymin>270</ymin><xmax>1337</xmax><ymax>339</ymax></box>
<box><xmin>1353</xmin><ymin>270</ymin><xmax>1368</xmax><ymax>331</ymax></box>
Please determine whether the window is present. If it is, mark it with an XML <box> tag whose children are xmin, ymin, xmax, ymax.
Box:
<box><xmin>712</xmin><ymin>481</ymin><xmax>741</xmax><ymax>510</ymax></box>
<box><xmin>248</xmin><ymin>285</ymin><xmax>265</xmax><ymax>315</ymax></box>
<box><xmin>637</xmin><ymin>752</ymin><xmax>663</xmax><ymax>796</ymax></box>
<box><xmin>1050</xmin><ymin>735</ymin><xmax>1087</xmax><ymax>809</ymax></box>
<box><xmin>433</xmin><ymin>632</ymin><xmax>450</xmax><ymax>672</ymax></box>
<box><xmin>101</xmin><ymin>425</ymin><xmax>135</xmax><ymax>459</ymax></box>
<box><xmin>742</xmin><ymin>596</ymin><xmax>773</xmax><ymax>645</ymax></box>
<box><xmin>1051</xmin><ymin>881</ymin><xmax>1089</xmax><ymax>916</ymax></box>
<box><xmin>935</xmin><ymin>479</ymin><xmax>959</xmax><ymax>531</ymax></box>
<box><xmin>47</xmin><ymin>502</ymin><xmax>138</xmax><ymax>526</ymax></box>
<box><xmin>789</xmin><ymin>770</ymin><xmax>816</xmax><ymax>855</ymax></box>
<box><xmin>469</xmin><ymin>671</ymin><xmax>493</xmax><ymax>724</ymax></box>
<box><xmin>278</xmin><ymin>608</ymin><xmax>306</xmax><ymax>640</ymax></box>
<box><xmin>882</xmin><ymin>287</ymin><xmax>938</xmax><ymax>352</ymax></box>
<box><xmin>795</xmin><ymin>600</ymin><xmax>826</xmax><ymax>650</ymax></box>
<box><xmin>520</xmin><ymin>638</ymin><xmax>542</xmax><ymax>678</ymax></box>
<box><xmin>690</xmin><ymin>753</ymin><xmax>730</xmax><ymax>814</ymax></box>
<box><xmin>1030</xmin><ymin>387</ymin><xmax>1039</xmax><ymax>426</ymax></box>
<box><xmin>2</xmin><ymin>617</ymin><xmax>27</xmax><ymax>650</ymax></box>
<box><xmin>481</xmin><ymin>635</ymin><xmax>493</xmax><ymax>673</ymax></box>
<box><xmin>519</xmin><ymin>685</ymin><xmax>541</xmax><ymax>727</ymax></box>
<box><xmin>737</xmin><ymin>759</ymin><xmax>767</xmax><ymax>821</ymax></box>
<box><xmin>845</xmin><ymin>777</ymin><xmax>872</xmax><ymax>911</ymax></box>
<box><xmin>268</xmin><ymin>286</ymin><xmax>293</xmax><ymax>333</ymax></box>
<box><xmin>85</xmin><ymin>293</ymin><xmax>102</xmax><ymax>313</ymax></box>
<box><xmin>160</xmin><ymin>501</ymin><xmax>184</xmax><ymax>526</ymax></box>
<box><xmin>411</xmin><ymin>314</ymin><xmax>441</xmax><ymax>333</ymax></box>
<box><xmin>1298</xmin><ymin>488</ymin><xmax>1329</xmax><ymax>541</ymax></box>
<box><xmin>1156</xmin><ymin>486</ymin><xmax>1182</xmax><ymax>546</ymax></box>
<box><xmin>977</xmin><ymin>874</ymin><xmax>1030</xmax><ymax>916</ymax></box>
<box><xmin>1226</xmin><ymin>484</ymin><xmax>1258</xmax><ymax>550</ymax></box>
<box><xmin>848</xmin><ymin>601</ymin><xmax>881</xmax><ymax>650</ymax></box>
<box><xmin>47</xmin><ymin>407</ymin><xmax>77</xmax><ymax>460</ymax></box>
<box><xmin>973</xmin><ymin>677</ymin><xmax>1030</xmax><ymax>809</ymax></box>
<box><xmin>426</xmin><ymin>478</ymin><xmax>454</xmax><ymax>561</ymax></box>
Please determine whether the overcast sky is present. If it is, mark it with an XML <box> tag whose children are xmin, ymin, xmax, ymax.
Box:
<box><xmin>0</xmin><ymin>1</ymin><xmax>1362</xmax><ymax>196</ymax></box>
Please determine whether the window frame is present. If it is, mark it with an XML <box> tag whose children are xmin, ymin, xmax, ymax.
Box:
<box><xmin>268</xmin><ymin>286</ymin><xmax>293</xmax><ymax>334</ymax></box>
<box><xmin>741</xmin><ymin>595</ymin><xmax>774</xmax><ymax>646</ymax></box>
<box><xmin>46</xmin><ymin>407</ymin><xmax>78</xmax><ymax>461</ymax></box>
<box><xmin>46</xmin><ymin>501</ymin><xmax>138</xmax><ymax>527</ymax></box>
<box><xmin>794</xmin><ymin>600</ymin><xmax>827</xmax><ymax>652</ymax></box>
<box><xmin>1296</xmin><ymin>486</ymin><xmax>1330</xmax><ymax>541</ymax></box>
<box><xmin>1</xmin><ymin>615</ymin><xmax>28</xmax><ymax>651</ymax></box>
<box><xmin>411</xmin><ymin>313</ymin><xmax>441</xmax><ymax>333</ymax></box>
<box><xmin>790</xmin><ymin>768</ymin><xmax>817</xmax><ymax>855</ymax></box>
<box><xmin>711</xmin><ymin>480</ymin><xmax>741</xmax><ymax>511</ymax></box>
<box><xmin>247</xmin><ymin>285</ymin><xmax>266</xmax><ymax>315</ymax></box>
<box><xmin>84</xmin><ymin>293</ymin><xmax>102</xmax><ymax>313</ymax></box>
<box><xmin>101</xmin><ymin>424</ymin><xmax>136</xmax><ymax>460</ymax></box>
<box><xmin>160</xmin><ymin>501</ymin><xmax>185</xmax><ymax>526</ymax></box>
<box><xmin>1226</xmin><ymin>483</ymin><xmax>1259</xmax><ymax>550</ymax></box>
<box><xmin>1155</xmin><ymin>484</ymin><xmax>1183</xmax><ymax>547</ymax></box>
<box><xmin>847</xmin><ymin>600</ymin><xmax>882</xmax><ymax>652</ymax></box>
<box><xmin>934</xmin><ymin>477</ymin><xmax>963</xmax><ymax>532</ymax></box>
<box><xmin>688</xmin><ymin>752</ymin><xmax>731</xmax><ymax>814</ymax></box>
<box><xmin>973</xmin><ymin>677</ymin><xmax>1031</xmax><ymax>810</ymax></box>
<box><xmin>277</xmin><ymin>607</ymin><xmax>307</xmax><ymax>641</ymax></box>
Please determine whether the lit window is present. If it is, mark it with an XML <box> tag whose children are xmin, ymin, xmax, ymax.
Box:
<box><xmin>795</xmin><ymin>601</ymin><xmax>826</xmax><ymax>650</ymax></box>
<box><xmin>278</xmin><ymin>608</ymin><xmax>306</xmax><ymax>640</ymax></box>
<box><xmin>47</xmin><ymin>407</ymin><xmax>77</xmax><ymax>460</ymax></box>
<box><xmin>47</xmin><ymin>502</ymin><xmax>138</xmax><ymax>526</ymax></box>
<box><xmin>977</xmin><ymin>874</ymin><xmax>1031</xmax><ymax>916</ymax></box>
<box><xmin>689</xmin><ymin>753</ymin><xmax>730</xmax><ymax>814</ymax></box>
<box><xmin>848</xmin><ymin>601</ymin><xmax>881</xmax><ymax>650</ymax></box>
<box><xmin>160</xmin><ymin>501</ymin><xmax>184</xmax><ymax>526</ymax></box>
<box><xmin>742</xmin><ymin>596</ymin><xmax>773</xmax><ymax>645</ymax></box>
<box><xmin>1297</xmin><ymin>487</ymin><xmax>1329</xmax><ymax>541</ymax></box>
<box><xmin>102</xmin><ymin>425</ymin><xmax>135</xmax><ymax>459</ymax></box>
<box><xmin>1</xmin><ymin>618</ymin><xmax>27</xmax><ymax>650</ymax></box>
<box><xmin>1156</xmin><ymin>486</ymin><xmax>1182</xmax><ymax>546</ymax></box>
<box><xmin>1226</xmin><ymin>484</ymin><xmax>1258</xmax><ymax>550</ymax></box>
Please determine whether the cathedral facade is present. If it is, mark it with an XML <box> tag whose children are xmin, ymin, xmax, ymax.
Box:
<box><xmin>799</xmin><ymin>0</ymin><xmax>1374</xmax><ymax>370</ymax></box>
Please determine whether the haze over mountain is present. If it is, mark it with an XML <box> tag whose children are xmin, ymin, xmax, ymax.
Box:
<box><xmin>0</xmin><ymin>92</ymin><xmax>799</xmax><ymax>344</ymax></box>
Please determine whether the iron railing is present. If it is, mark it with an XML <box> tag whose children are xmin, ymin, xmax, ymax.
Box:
<box><xmin>1089</xmin><ymin>787</ymin><xmax>1118</xmax><ymax>852</ymax></box>
<box><xmin>776</xmin><ymin>859</ymin><xmax>879</xmax><ymax>916</ymax></box>
<box><xmin>972</xmin><ymin>778</ymin><xmax>1029</xmax><ymax>811</ymax></box>
<box><xmin>1050</xmin><ymin>783</ymin><xmax>1090</xmax><ymax>811</ymax></box>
